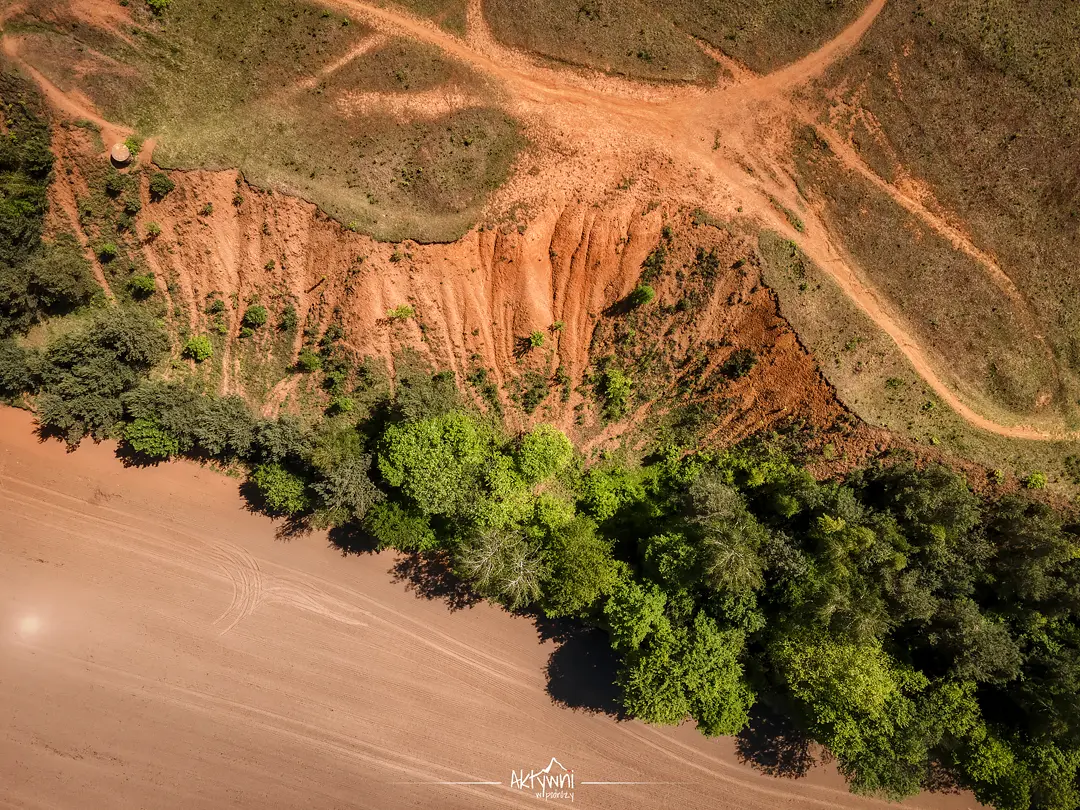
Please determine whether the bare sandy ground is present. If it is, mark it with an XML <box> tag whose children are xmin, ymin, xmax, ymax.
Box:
<box><xmin>0</xmin><ymin>407</ymin><xmax>980</xmax><ymax>810</ymax></box>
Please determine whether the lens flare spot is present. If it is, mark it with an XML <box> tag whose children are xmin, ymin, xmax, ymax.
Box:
<box><xmin>17</xmin><ymin>615</ymin><xmax>41</xmax><ymax>636</ymax></box>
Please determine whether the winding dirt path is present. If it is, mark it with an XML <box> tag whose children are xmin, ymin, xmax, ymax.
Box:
<box><xmin>3</xmin><ymin>0</ymin><xmax>1072</xmax><ymax>440</ymax></box>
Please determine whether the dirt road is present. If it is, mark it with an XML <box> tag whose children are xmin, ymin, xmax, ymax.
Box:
<box><xmin>0</xmin><ymin>408</ymin><xmax>980</xmax><ymax>810</ymax></box>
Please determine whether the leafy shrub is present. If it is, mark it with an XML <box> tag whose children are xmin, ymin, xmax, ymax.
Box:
<box><xmin>516</xmin><ymin>424</ymin><xmax>573</xmax><ymax>484</ymax></box>
<box><xmin>19</xmin><ymin>236</ymin><xmax>97</xmax><ymax>316</ymax></box>
<box><xmin>627</xmin><ymin>284</ymin><xmax>656</xmax><ymax>308</ymax></box>
<box><xmin>579</xmin><ymin>463</ymin><xmax>645</xmax><ymax>520</ymax></box>
<box><xmin>127</xmin><ymin>273</ymin><xmax>156</xmax><ymax>299</ymax></box>
<box><xmin>722</xmin><ymin>348</ymin><xmax>757</xmax><ymax>379</ymax></box>
<box><xmin>148</xmin><ymin>172</ymin><xmax>175</xmax><ymax>201</ymax></box>
<box><xmin>0</xmin><ymin>339</ymin><xmax>37</xmax><ymax>396</ymax></box>
<box><xmin>182</xmin><ymin>336</ymin><xmax>213</xmax><ymax>362</ymax></box>
<box><xmin>599</xmin><ymin>367</ymin><xmax>632</xmax><ymax>420</ymax></box>
<box><xmin>0</xmin><ymin>72</ymin><xmax>53</xmax><ymax>274</ymax></box>
<box><xmin>249</xmin><ymin>463</ymin><xmax>310</xmax><ymax>515</ymax></box>
<box><xmin>198</xmin><ymin>202</ymin><xmax>214</xmax><ymax>216</ymax></box>
<box><xmin>278</xmin><ymin>305</ymin><xmax>299</xmax><ymax>332</ymax></box>
<box><xmin>387</xmin><ymin>304</ymin><xmax>415</xmax><ymax>320</ymax></box>
<box><xmin>295</xmin><ymin>349</ymin><xmax>322</xmax><ymax>372</ymax></box>
<box><xmin>145</xmin><ymin>221</ymin><xmax>162</xmax><ymax>239</ymax></box>
<box><xmin>123</xmin><ymin>417</ymin><xmax>178</xmax><ymax>459</ymax></box>
<box><xmin>1023</xmin><ymin>472</ymin><xmax>1047</xmax><ymax>489</ymax></box>
<box><xmin>206</xmin><ymin>298</ymin><xmax>226</xmax><ymax>315</ymax></box>
<box><xmin>528</xmin><ymin>330</ymin><xmax>545</xmax><ymax>349</ymax></box>
<box><xmin>541</xmin><ymin>516</ymin><xmax>617</xmax><ymax>618</ymax></box>
<box><xmin>365</xmin><ymin>501</ymin><xmax>437</xmax><ymax>552</ymax></box>
<box><xmin>104</xmin><ymin>171</ymin><xmax>126</xmax><ymax>198</ymax></box>
<box><xmin>378</xmin><ymin>411</ymin><xmax>491</xmax><ymax>517</ymax></box>
<box><xmin>241</xmin><ymin>304</ymin><xmax>268</xmax><ymax>329</ymax></box>
<box><xmin>35</xmin><ymin>308</ymin><xmax>169</xmax><ymax>445</ymax></box>
<box><xmin>146</xmin><ymin>0</ymin><xmax>170</xmax><ymax>15</ymax></box>
<box><xmin>327</xmin><ymin>395</ymin><xmax>354</xmax><ymax>415</ymax></box>
<box><xmin>97</xmin><ymin>242</ymin><xmax>119</xmax><ymax>262</ymax></box>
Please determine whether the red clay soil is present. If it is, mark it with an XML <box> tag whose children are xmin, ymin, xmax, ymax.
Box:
<box><xmin>0</xmin><ymin>406</ymin><xmax>983</xmax><ymax>810</ymax></box>
<box><xmin>77</xmin><ymin>150</ymin><xmax>858</xmax><ymax>452</ymax></box>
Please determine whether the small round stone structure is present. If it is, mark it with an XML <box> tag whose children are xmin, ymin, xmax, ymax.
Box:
<box><xmin>110</xmin><ymin>142</ymin><xmax>132</xmax><ymax>166</ymax></box>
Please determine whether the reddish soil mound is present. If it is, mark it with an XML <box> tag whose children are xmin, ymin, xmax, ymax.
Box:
<box><xmin>45</xmin><ymin>125</ymin><xmax>874</xmax><ymax>459</ymax></box>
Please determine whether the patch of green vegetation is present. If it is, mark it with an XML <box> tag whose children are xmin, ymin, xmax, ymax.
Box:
<box><xmin>241</xmin><ymin>304</ymin><xmax>268</xmax><ymax>329</ymax></box>
<box><xmin>721</xmin><ymin>347</ymin><xmax>757</xmax><ymax>379</ymax></box>
<box><xmin>127</xmin><ymin>273</ymin><xmax>157</xmax><ymax>299</ymax></box>
<box><xmin>598</xmin><ymin>366</ymin><xmax>632</xmax><ymax>420</ymax></box>
<box><xmin>295</xmin><ymin>348</ymin><xmax>323</xmax><ymax>372</ymax></box>
<box><xmin>0</xmin><ymin>72</ymin><xmax>99</xmax><ymax>337</ymax></box>
<box><xmin>148</xmin><ymin>172</ymin><xmax>175</xmax><ymax>201</ymax></box>
<box><xmin>387</xmin><ymin>304</ymin><xmax>416</xmax><ymax>321</ymax></box>
<box><xmin>182</xmin><ymin>335</ymin><xmax>213</xmax><ymax>362</ymax></box>
<box><xmin>627</xmin><ymin>283</ymin><xmax>656</xmax><ymax>308</ymax></box>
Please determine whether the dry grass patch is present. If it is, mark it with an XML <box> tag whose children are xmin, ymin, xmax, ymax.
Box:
<box><xmin>482</xmin><ymin>0</ymin><xmax>862</xmax><ymax>83</ymax></box>
<box><xmin>759</xmin><ymin>231</ymin><xmax>1080</xmax><ymax>494</ymax></box>
<box><xmin>792</xmin><ymin>125</ymin><xmax>1067</xmax><ymax>428</ymax></box>
<box><xmin>12</xmin><ymin>0</ymin><xmax>523</xmax><ymax>242</ymax></box>
<box><xmin>810</xmin><ymin>0</ymin><xmax>1080</xmax><ymax>422</ymax></box>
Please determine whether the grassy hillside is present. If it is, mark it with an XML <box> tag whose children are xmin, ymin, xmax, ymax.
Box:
<box><xmin>803</xmin><ymin>0</ymin><xmax>1080</xmax><ymax>430</ymax></box>
<box><xmin>483</xmin><ymin>0</ymin><xmax>863</xmax><ymax>81</ymax></box>
<box><xmin>759</xmin><ymin>232</ymin><xmax>1080</xmax><ymax>492</ymax></box>
<box><xmin>11</xmin><ymin>0</ymin><xmax>522</xmax><ymax>241</ymax></box>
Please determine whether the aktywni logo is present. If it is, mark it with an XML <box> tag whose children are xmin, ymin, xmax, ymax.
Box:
<box><xmin>510</xmin><ymin>757</ymin><xmax>575</xmax><ymax>802</ymax></box>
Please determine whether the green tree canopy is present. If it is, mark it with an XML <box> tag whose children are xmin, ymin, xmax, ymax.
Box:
<box><xmin>378</xmin><ymin>411</ymin><xmax>491</xmax><ymax>516</ymax></box>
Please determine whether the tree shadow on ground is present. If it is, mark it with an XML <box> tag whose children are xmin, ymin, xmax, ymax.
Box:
<box><xmin>922</xmin><ymin>762</ymin><xmax>963</xmax><ymax>795</ymax></box>
<box><xmin>326</xmin><ymin>523</ymin><xmax>380</xmax><ymax>555</ymax></box>
<box><xmin>735</xmin><ymin>703</ymin><xmax>818</xmax><ymax>779</ymax></box>
<box><xmin>389</xmin><ymin>551</ymin><xmax>482</xmax><ymax>612</ymax></box>
<box><xmin>113</xmin><ymin>443</ymin><xmax>167</xmax><ymax>467</ymax></box>
<box><xmin>536</xmin><ymin>618</ymin><xmax>625</xmax><ymax>719</ymax></box>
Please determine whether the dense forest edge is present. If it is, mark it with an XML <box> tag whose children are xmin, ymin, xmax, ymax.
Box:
<box><xmin>4</xmin><ymin>69</ymin><xmax>1080</xmax><ymax>810</ymax></box>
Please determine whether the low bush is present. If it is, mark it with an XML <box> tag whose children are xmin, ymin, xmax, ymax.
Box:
<box><xmin>599</xmin><ymin>367</ymin><xmax>632</xmax><ymax>420</ymax></box>
<box><xmin>295</xmin><ymin>349</ymin><xmax>322</xmax><ymax>372</ymax></box>
<box><xmin>278</xmin><ymin>305</ymin><xmax>299</xmax><ymax>332</ymax></box>
<box><xmin>627</xmin><ymin>284</ymin><xmax>656</xmax><ymax>308</ymax></box>
<box><xmin>241</xmin><ymin>304</ymin><xmax>268</xmax><ymax>329</ymax></box>
<box><xmin>182</xmin><ymin>336</ymin><xmax>213</xmax><ymax>362</ymax></box>
<box><xmin>722</xmin><ymin>348</ymin><xmax>757</xmax><ymax>379</ymax></box>
<box><xmin>127</xmin><ymin>273</ymin><xmax>156</xmax><ymax>299</ymax></box>
<box><xmin>148</xmin><ymin>172</ymin><xmax>175</xmax><ymax>201</ymax></box>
